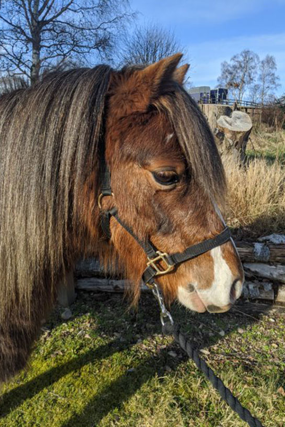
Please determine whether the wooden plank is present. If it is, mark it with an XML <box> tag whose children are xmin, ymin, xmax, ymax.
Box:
<box><xmin>276</xmin><ymin>285</ymin><xmax>285</xmax><ymax>304</ymax></box>
<box><xmin>76</xmin><ymin>277</ymin><xmax>285</xmax><ymax>307</ymax></box>
<box><xmin>75</xmin><ymin>258</ymin><xmax>105</xmax><ymax>278</ymax></box>
<box><xmin>244</xmin><ymin>263</ymin><xmax>285</xmax><ymax>283</ymax></box>
<box><xmin>236</xmin><ymin>242</ymin><xmax>285</xmax><ymax>264</ymax></box>
<box><xmin>76</xmin><ymin>277</ymin><xmax>149</xmax><ymax>293</ymax></box>
<box><xmin>242</xmin><ymin>281</ymin><xmax>274</xmax><ymax>301</ymax></box>
<box><xmin>233</xmin><ymin>302</ymin><xmax>285</xmax><ymax>314</ymax></box>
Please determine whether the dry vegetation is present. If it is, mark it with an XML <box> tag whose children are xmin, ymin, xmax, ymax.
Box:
<box><xmin>224</xmin><ymin>127</ymin><xmax>285</xmax><ymax>236</ymax></box>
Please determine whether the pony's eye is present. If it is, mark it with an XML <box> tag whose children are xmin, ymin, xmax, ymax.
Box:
<box><xmin>152</xmin><ymin>171</ymin><xmax>180</xmax><ymax>186</ymax></box>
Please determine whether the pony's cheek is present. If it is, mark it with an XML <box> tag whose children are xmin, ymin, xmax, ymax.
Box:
<box><xmin>177</xmin><ymin>285</ymin><xmax>206</xmax><ymax>312</ymax></box>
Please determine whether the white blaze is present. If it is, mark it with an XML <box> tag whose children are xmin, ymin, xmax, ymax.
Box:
<box><xmin>197</xmin><ymin>246</ymin><xmax>241</xmax><ymax>307</ymax></box>
<box><xmin>165</xmin><ymin>133</ymin><xmax>174</xmax><ymax>143</ymax></box>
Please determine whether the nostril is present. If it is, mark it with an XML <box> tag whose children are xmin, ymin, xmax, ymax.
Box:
<box><xmin>187</xmin><ymin>283</ymin><xmax>195</xmax><ymax>293</ymax></box>
<box><xmin>230</xmin><ymin>278</ymin><xmax>242</xmax><ymax>304</ymax></box>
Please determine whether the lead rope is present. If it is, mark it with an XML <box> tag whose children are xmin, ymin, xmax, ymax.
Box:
<box><xmin>150</xmin><ymin>282</ymin><xmax>265</xmax><ymax>427</ymax></box>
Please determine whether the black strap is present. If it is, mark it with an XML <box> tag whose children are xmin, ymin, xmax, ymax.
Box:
<box><xmin>100</xmin><ymin>208</ymin><xmax>116</xmax><ymax>240</ymax></box>
<box><xmin>111</xmin><ymin>211</ymin><xmax>157</xmax><ymax>259</ymax></box>
<box><xmin>99</xmin><ymin>165</ymin><xmax>113</xmax><ymax>237</ymax></box>
<box><xmin>168</xmin><ymin>227</ymin><xmax>231</xmax><ymax>264</ymax></box>
<box><xmin>142</xmin><ymin>265</ymin><xmax>160</xmax><ymax>285</ymax></box>
<box><xmin>99</xmin><ymin>162</ymin><xmax>232</xmax><ymax>286</ymax></box>
<box><xmin>100</xmin><ymin>165</ymin><xmax>112</xmax><ymax>196</ymax></box>
<box><xmin>106</xmin><ymin>207</ymin><xmax>231</xmax><ymax>285</ymax></box>
<box><xmin>142</xmin><ymin>227</ymin><xmax>231</xmax><ymax>285</ymax></box>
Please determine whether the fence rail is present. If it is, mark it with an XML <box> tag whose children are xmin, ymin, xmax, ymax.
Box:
<box><xmin>198</xmin><ymin>98</ymin><xmax>261</xmax><ymax>108</ymax></box>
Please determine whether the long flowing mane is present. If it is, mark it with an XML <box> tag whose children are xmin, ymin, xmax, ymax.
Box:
<box><xmin>0</xmin><ymin>66</ymin><xmax>111</xmax><ymax>329</ymax></box>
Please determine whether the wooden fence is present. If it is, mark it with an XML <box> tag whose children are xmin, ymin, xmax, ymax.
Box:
<box><xmin>58</xmin><ymin>235</ymin><xmax>285</xmax><ymax>307</ymax></box>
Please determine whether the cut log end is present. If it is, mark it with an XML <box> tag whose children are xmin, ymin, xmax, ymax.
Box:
<box><xmin>217</xmin><ymin>111</ymin><xmax>252</xmax><ymax>132</ymax></box>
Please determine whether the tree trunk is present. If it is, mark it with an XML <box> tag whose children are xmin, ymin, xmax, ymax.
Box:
<box><xmin>31</xmin><ymin>38</ymin><xmax>41</xmax><ymax>85</ymax></box>
<box><xmin>200</xmin><ymin>104</ymin><xmax>232</xmax><ymax>132</ymax></box>
<box><xmin>216</xmin><ymin>111</ymin><xmax>252</xmax><ymax>165</ymax></box>
<box><xmin>30</xmin><ymin>0</ymin><xmax>41</xmax><ymax>85</ymax></box>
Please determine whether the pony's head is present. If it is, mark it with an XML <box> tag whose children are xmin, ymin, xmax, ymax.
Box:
<box><xmin>0</xmin><ymin>58</ymin><xmax>243</xmax><ymax>384</ymax></box>
<box><xmin>100</xmin><ymin>54</ymin><xmax>244</xmax><ymax>313</ymax></box>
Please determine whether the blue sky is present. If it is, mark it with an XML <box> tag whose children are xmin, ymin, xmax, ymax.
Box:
<box><xmin>130</xmin><ymin>0</ymin><xmax>285</xmax><ymax>97</ymax></box>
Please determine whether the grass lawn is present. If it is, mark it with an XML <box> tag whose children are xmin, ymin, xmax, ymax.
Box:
<box><xmin>247</xmin><ymin>128</ymin><xmax>285</xmax><ymax>165</ymax></box>
<box><xmin>0</xmin><ymin>292</ymin><xmax>284</xmax><ymax>427</ymax></box>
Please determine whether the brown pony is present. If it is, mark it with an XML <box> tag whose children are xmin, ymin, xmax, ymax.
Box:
<box><xmin>0</xmin><ymin>54</ymin><xmax>243</xmax><ymax>383</ymax></box>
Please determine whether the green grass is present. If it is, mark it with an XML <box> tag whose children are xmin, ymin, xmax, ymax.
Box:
<box><xmin>246</xmin><ymin>148</ymin><xmax>285</xmax><ymax>165</ymax></box>
<box><xmin>247</xmin><ymin>128</ymin><xmax>285</xmax><ymax>165</ymax></box>
<box><xmin>0</xmin><ymin>293</ymin><xmax>285</xmax><ymax>427</ymax></box>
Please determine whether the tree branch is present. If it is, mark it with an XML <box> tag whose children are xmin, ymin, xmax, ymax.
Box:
<box><xmin>0</xmin><ymin>14</ymin><xmax>32</xmax><ymax>41</ymax></box>
<box><xmin>42</xmin><ymin>1</ymin><xmax>74</xmax><ymax>24</ymax></box>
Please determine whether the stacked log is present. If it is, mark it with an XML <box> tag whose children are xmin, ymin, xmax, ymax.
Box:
<box><xmin>73</xmin><ymin>234</ymin><xmax>285</xmax><ymax>305</ymax></box>
<box><xmin>237</xmin><ymin>235</ymin><xmax>285</xmax><ymax>304</ymax></box>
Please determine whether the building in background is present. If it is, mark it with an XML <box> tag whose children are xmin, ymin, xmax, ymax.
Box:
<box><xmin>188</xmin><ymin>86</ymin><xmax>228</xmax><ymax>104</ymax></box>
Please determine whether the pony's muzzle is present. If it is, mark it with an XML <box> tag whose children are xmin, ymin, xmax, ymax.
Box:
<box><xmin>229</xmin><ymin>278</ymin><xmax>243</xmax><ymax>304</ymax></box>
<box><xmin>206</xmin><ymin>278</ymin><xmax>243</xmax><ymax>313</ymax></box>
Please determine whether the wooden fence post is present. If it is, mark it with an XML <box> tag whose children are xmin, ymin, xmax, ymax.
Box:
<box><xmin>57</xmin><ymin>270</ymin><xmax>76</xmax><ymax>307</ymax></box>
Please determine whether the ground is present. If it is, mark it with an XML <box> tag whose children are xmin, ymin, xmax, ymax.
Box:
<box><xmin>0</xmin><ymin>291</ymin><xmax>284</xmax><ymax>427</ymax></box>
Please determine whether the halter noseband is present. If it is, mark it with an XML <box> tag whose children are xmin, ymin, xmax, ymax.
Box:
<box><xmin>98</xmin><ymin>166</ymin><xmax>231</xmax><ymax>287</ymax></box>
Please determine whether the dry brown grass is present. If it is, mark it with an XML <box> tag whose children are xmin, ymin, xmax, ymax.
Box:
<box><xmin>224</xmin><ymin>156</ymin><xmax>285</xmax><ymax>234</ymax></box>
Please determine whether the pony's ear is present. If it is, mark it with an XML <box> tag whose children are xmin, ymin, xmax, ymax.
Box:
<box><xmin>173</xmin><ymin>64</ymin><xmax>190</xmax><ymax>85</ymax></box>
<box><xmin>108</xmin><ymin>54</ymin><xmax>183</xmax><ymax>118</ymax></box>
<box><xmin>139</xmin><ymin>53</ymin><xmax>183</xmax><ymax>97</ymax></box>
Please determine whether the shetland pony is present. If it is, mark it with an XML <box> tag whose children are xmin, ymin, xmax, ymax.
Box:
<box><xmin>0</xmin><ymin>54</ymin><xmax>243</xmax><ymax>382</ymax></box>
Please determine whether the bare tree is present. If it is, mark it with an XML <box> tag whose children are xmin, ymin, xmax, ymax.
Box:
<box><xmin>119</xmin><ymin>24</ymin><xmax>187</xmax><ymax>66</ymax></box>
<box><xmin>277</xmin><ymin>94</ymin><xmax>285</xmax><ymax>106</ymax></box>
<box><xmin>249</xmin><ymin>83</ymin><xmax>261</xmax><ymax>104</ymax></box>
<box><xmin>0</xmin><ymin>0</ymin><xmax>135</xmax><ymax>85</ymax></box>
<box><xmin>257</xmin><ymin>55</ymin><xmax>280</xmax><ymax>105</ymax></box>
<box><xmin>217</xmin><ymin>50</ymin><xmax>260</xmax><ymax>102</ymax></box>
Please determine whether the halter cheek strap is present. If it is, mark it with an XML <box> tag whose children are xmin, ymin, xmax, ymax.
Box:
<box><xmin>98</xmin><ymin>166</ymin><xmax>231</xmax><ymax>286</ymax></box>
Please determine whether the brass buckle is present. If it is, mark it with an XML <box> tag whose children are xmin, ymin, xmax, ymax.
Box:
<box><xmin>147</xmin><ymin>251</ymin><xmax>174</xmax><ymax>276</ymax></box>
<box><xmin>98</xmin><ymin>192</ymin><xmax>114</xmax><ymax>209</ymax></box>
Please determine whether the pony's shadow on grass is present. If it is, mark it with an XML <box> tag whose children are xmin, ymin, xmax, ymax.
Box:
<box><xmin>0</xmin><ymin>294</ymin><xmax>182</xmax><ymax>421</ymax></box>
<box><xmin>0</xmin><ymin>338</ymin><xmax>133</xmax><ymax>418</ymax></box>
<box><xmin>0</xmin><ymin>292</ymin><xmax>282</xmax><ymax>426</ymax></box>
<box><xmin>60</xmin><ymin>345</ymin><xmax>183</xmax><ymax>427</ymax></box>
<box><xmin>59</xmin><ymin>297</ymin><xmax>281</xmax><ymax>427</ymax></box>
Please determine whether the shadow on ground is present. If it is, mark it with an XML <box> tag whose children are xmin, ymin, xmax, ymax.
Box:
<box><xmin>0</xmin><ymin>291</ymin><xmax>282</xmax><ymax>426</ymax></box>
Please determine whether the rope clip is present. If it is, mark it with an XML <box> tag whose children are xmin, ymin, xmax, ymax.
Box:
<box><xmin>150</xmin><ymin>282</ymin><xmax>174</xmax><ymax>328</ymax></box>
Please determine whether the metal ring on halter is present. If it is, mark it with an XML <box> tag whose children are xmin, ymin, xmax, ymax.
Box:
<box><xmin>98</xmin><ymin>192</ymin><xmax>114</xmax><ymax>209</ymax></box>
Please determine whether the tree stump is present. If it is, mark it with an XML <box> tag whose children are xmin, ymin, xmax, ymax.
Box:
<box><xmin>200</xmin><ymin>104</ymin><xmax>232</xmax><ymax>131</ymax></box>
<box><xmin>216</xmin><ymin>111</ymin><xmax>252</xmax><ymax>165</ymax></box>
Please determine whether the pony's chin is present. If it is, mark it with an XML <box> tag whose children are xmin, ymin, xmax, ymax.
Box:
<box><xmin>177</xmin><ymin>285</ymin><xmax>207</xmax><ymax>313</ymax></box>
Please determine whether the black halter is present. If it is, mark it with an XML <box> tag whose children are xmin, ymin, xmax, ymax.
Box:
<box><xmin>98</xmin><ymin>166</ymin><xmax>231</xmax><ymax>287</ymax></box>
